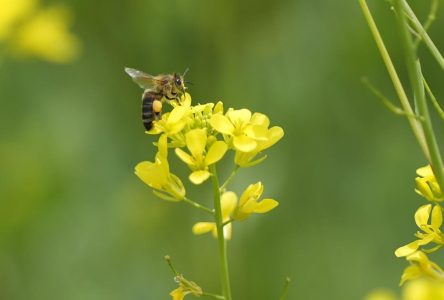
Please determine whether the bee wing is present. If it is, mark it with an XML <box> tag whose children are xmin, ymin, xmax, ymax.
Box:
<box><xmin>125</xmin><ymin>67</ymin><xmax>160</xmax><ymax>90</ymax></box>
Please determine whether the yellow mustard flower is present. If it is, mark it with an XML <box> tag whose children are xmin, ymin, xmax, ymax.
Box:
<box><xmin>175</xmin><ymin>128</ymin><xmax>228</xmax><ymax>184</ymax></box>
<box><xmin>150</xmin><ymin>105</ymin><xmax>190</xmax><ymax>138</ymax></box>
<box><xmin>400</xmin><ymin>251</ymin><xmax>444</xmax><ymax>286</ymax></box>
<box><xmin>403</xmin><ymin>278</ymin><xmax>444</xmax><ymax>300</ymax></box>
<box><xmin>135</xmin><ymin>135</ymin><xmax>185</xmax><ymax>201</ymax></box>
<box><xmin>12</xmin><ymin>5</ymin><xmax>80</xmax><ymax>63</ymax></box>
<box><xmin>416</xmin><ymin>165</ymin><xmax>443</xmax><ymax>202</ymax></box>
<box><xmin>233</xmin><ymin>182</ymin><xmax>278</xmax><ymax>221</ymax></box>
<box><xmin>395</xmin><ymin>204</ymin><xmax>444</xmax><ymax>258</ymax></box>
<box><xmin>0</xmin><ymin>0</ymin><xmax>35</xmax><ymax>40</ymax></box>
<box><xmin>235</xmin><ymin>112</ymin><xmax>284</xmax><ymax>167</ymax></box>
<box><xmin>192</xmin><ymin>191</ymin><xmax>237</xmax><ymax>240</ymax></box>
<box><xmin>169</xmin><ymin>274</ymin><xmax>202</xmax><ymax>300</ymax></box>
<box><xmin>210</xmin><ymin>108</ymin><xmax>268</xmax><ymax>152</ymax></box>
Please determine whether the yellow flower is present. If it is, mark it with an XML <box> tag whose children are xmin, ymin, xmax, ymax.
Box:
<box><xmin>416</xmin><ymin>165</ymin><xmax>443</xmax><ymax>202</ymax></box>
<box><xmin>233</xmin><ymin>182</ymin><xmax>279</xmax><ymax>221</ymax></box>
<box><xmin>395</xmin><ymin>204</ymin><xmax>444</xmax><ymax>257</ymax></box>
<box><xmin>0</xmin><ymin>0</ymin><xmax>35</xmax><ymax>40</ymax></box>
<box><xmin>400</xmin><ymin>251</ymin><xmax>444</xmax><ymax>286</ymax></box>
<box><xmin>234</xmin><ymin>113</ymin><xmax>284</xmax><ymax>167</ymax></box>
<box><xmin>135</xmin><ymin>135</ymin><xmax>185</xmax><ymax>201</ymax></box>
<box><xmin>150</xmin><ymin>105</ymin><xmax>190</xmax><ymax>138</ymax></box>
<box><xmin>403</xmin><ymin>279</ymin><xmax>444</xmax><ymax>300</ymax></box>
<box><xmin>210</xmin><ymin>108</ymin><xmax>267</xmax><ymax>152</ymax></box>
<box><xmin>169</xmin><ymin>274</ymin><xmax>202</xmax><ymax>300</ymax></box>
<box><xmin>12</xmin><ymin>5</ymin><xmax>80</xmax><ymax>63</ymax></box>
<box><xmin>192</xmin><ymin>191</ymin><xmax>237</xmax><ymax>239</ymax></box>
<box><xmin>175</xmin><ymin>128</ymin><xmax>228</xmax><ymax>184</ymax></box>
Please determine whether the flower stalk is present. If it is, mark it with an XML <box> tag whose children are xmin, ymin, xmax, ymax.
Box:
<box><xmin>393</xmin><ymin>0</ymin><xmax>444</xmax><ymax>192</ymax></box>
<box><xmin>210</xmin><ymin>164</ymin><xmax>232</xmax><ymax>300</ymax></box>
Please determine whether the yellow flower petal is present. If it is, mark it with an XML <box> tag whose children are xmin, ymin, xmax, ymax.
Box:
<box><xmin>221</xmin><ymin>191</ymin><xmax>238</xmax><ymax>219</ymax></box>
<box><xmin>245</xmin><ymin>125</ymin><xmax>268</xmax><ymax>141</ymax></box>
<box><xmin>205</xmin><ymin>141</ymin><xmax>228</xmax><ymax>165</ymax></box>
<box><xmin>261</xmin><ymin>126</ymin><xmax>285</xmax><ymax>150</ymax></box>
<box><xmin>210</xmin><ymin>114</ymin><xmax>234</xmax><ymax>135</ymax></box>
<box><xmin>180</xmin><ymin>92</ymin><xmax>192</xmax><ymax>107</ymax></box>
<box><xmin>189</xmin><ymin>170</ymin><xmax>211</xmax><ymax>185</ymax></box>
<box><xmin>168</xmin><ymin>106</ymin><xmax>189</xmax><ymax>124</ymax></box>
<box><xmin>175</xmin><ymin>148</ymin><xmax>194</xmax><ymax>166</ymax></box>
<box><xmin>213</xmin><ymin>101</ymin><xmax>224</xmax><ymax>114</ymax></box>
<box><xmin>192</xmin><ymin>222</ymin><xmax>215</xmax><ymax>235</ymax></box>
<box><xmin>395</xmin><ymin>240</ymin><xmax>421</xmax><ymax>257</ymax></box>
<box><xmin>250</xmin><ymin>112</ymin><xmax>270</xmax><ymax>128</ymax></box>
<box><xmin>170</xmin><ymin>287</ymin><xmax>188</xmax><ymax>300</ymax></box>
<box><xmin>253</xmin><ymin>198</ymin><xmax>279</xmax><ymax>213</ymax></box>
<box><xmin>239</xmin><ymin>182</ymin><xmax>263</xmax><ymax>206</ymax></box>
<box><xmin>135</xmin><ymin>161</ymin><xmax>166</xmax><ymax>189</ymax></box>
<box><xmin>415</xmin><ymin>204</ymin><xmax>432</xmax><ymax>228</ymax></box>
<box><xmin>233</xmin><ymin>135</ymin><xmax>257</xmax><ymax>152</ymax></box>
<box><xmin>400</xmin><ymin>265</ymin><xmax>421</xmax><ymax>286</ymax></box>
<box><xmin>417</xmin><ymin>165</ymin><xmax>434</xmax><ymax>177</ymax></box>
<box><xmin>227</xmin><ymin>108</ymin><xmax>251</xmax><ymax>125</ymax></box>
<box><xmin>415</xmin><ymin>178</ymin><xmax>435</xmax><ymax>200</ymax></box>
<box><xmin>186</xmin><ymin>129</ymin><xmax>207</xmax><ymax>159</ymax></box>
<box><xmin>432</xmin><ymin>204</ymin><xmax>443</xmax><ymax>229</ymax></box>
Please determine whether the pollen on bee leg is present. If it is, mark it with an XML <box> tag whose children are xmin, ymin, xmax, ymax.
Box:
<box><xmin>153</xmin><ymin>100</ymin><xmax>162</xmax><ymax>113</ymax></box>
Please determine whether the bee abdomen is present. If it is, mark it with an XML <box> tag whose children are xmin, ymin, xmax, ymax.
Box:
<box><xmin>141</xmin><ymin>92</ymin><xmax>161</xmax><ymax>131</ymax></box>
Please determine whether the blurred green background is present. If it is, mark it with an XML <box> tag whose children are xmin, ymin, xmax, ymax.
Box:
<box><xmin>1</xmin><ymin>0</ymin><xmax>444</xmax><ymax>299</ymax></box>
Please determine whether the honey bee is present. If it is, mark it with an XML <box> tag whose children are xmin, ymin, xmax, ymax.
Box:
<box><xmin>125</xmin><ymin>67</ymin><xmax>188</xmax><ymax>130</ymax></box>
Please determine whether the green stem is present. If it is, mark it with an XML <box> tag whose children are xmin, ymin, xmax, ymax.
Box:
<box><xmin>413</xmin><ymin>0</ymin><xmax>438</xmax><ymax>47</ymax></box>
<box><xmin>423</xmin><ymin>78</ymin><xmax>444</xmax><ymax>121</ymax></box>
<box><xmin>402</xmin><ymin>0</ymin><xmax>444</xmax><ymax>71</ymax></box>
<box><xmin>220</xmin><ymin>166</ymin><xmax>240</xmax><ymax>192</ymax></box>
<box><xmin>222</xmin><ymin>219</ymin><xmax>233</xmax><ymax>227</ymax></box>
<box><xmin>359</xmin><ymin>0</ymin><xmax>429</xmax><ymax>159</ymax></box>
<box><xmin>164</xmin><ymin>255</ymin><xmax>179</xmax><ymax>276</ymax></box>
<box><xmin>210</xmin><ymin>164</ymin><xmax>232</xmax><ymax>300</ymax></box>
<box><xmin>202</xmin><ymin>292</ymin><xmax>226</xmax><ymax>299</ymax></box>
<box><xmin>278</xmin><ymin>277</ymin><xmax>291</xmax><ymax>300</ymax></box>
<box><xmin>183</xmin><ymin>197</ymin><xmax>214</xmax><ymax>215</ymax></box>
<box><xmin>394</xmin><ymin>0</ymin><xmax>444</xmax><ymax>191</ymax></box>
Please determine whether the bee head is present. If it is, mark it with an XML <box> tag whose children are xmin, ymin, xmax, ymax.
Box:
<box><xmin>173</xmin><ymin>70</ymin><xmax>188</xmax><ymax>94</ymax></box>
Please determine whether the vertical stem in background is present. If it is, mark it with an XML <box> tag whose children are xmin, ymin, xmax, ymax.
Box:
<box><xmin>394</xmin><ymin>0</ymin><xmax>444</xmax><ymax>190</ymax></box>
<box><xmin>210</xmin><ymin>164</ymin><xmax>232</xmax><ymax>300</ymax></box>
<box><xmin>359</xmin><ymin>0</ymin><xmax>429</xmax><ymax>159</ymax></box>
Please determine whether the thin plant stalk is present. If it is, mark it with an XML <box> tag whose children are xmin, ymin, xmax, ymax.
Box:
<box><xmin>394</xmin><ymin>0</ymin><xmax>444</xmax><ymax>190</ymax></box>
<box><xmin>402</xmin><ymin>0</ymin><xmax>444</xmax><ymax>71</ymax></box>
<box><xmin>210</xmin><ymin>164</ymin><xmax>232</xmax><ymax>300</ymax></box>
<box><xmin>359</xmin><ymin>0</ymin><xmax>429</xmax><ymax>159</ymax></box>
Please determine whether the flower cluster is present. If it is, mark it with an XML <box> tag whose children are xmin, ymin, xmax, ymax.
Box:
<box><xmin>0</xmin><ymin>0</ymin><xmax>80</xmax><ymax>63</ymax></box>
<box><xmin>133</xmin><ymin>92</ymin><xmax>284</xmax><ymax>299</ymax></box>
<box><xmin>135</xmin><ymin>93</ymin><xmax>283</xmax><ymax>193</ymax></box>
<box><xmin>395</xmin><ymin>165</ymin><xmax>444</xmax><ymax>285</ymax></box>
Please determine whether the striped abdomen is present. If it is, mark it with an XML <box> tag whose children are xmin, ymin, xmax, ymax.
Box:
<box><xmin>141</xmin><ymin>92</ymin><xmax>162</xmax><ymax>130</ymax></box>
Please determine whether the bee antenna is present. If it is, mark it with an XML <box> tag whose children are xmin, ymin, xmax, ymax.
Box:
<box><xmin>185</xmin><ymin>81</ymin><xmax>193</xmax><ymax>85</ymax></box>
<box><xmin>182</xmin><ymin>67</ymin><xmax>190</xmax><ymax>77</ymax></box>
